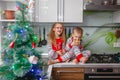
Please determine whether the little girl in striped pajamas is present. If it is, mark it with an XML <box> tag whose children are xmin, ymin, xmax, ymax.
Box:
<box><xmin>47</xmin><ymin>22</ymin><xmax>66</xmax><ymax>64</ymax></box>
<box><xmin>48</xmin><ymin>27</ymin><xmax>91</xmax><ymax>64</ymax></box>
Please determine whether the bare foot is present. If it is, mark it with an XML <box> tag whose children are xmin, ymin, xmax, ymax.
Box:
<box><xmin>65</xmin><ymin>58</ymin><xmax>70</xmax><ymax>63</ymax></box>
<box><xmin>81</xmin><ymin>57</ymin><xmax>88</xmax><ymax>64</ymax></box>
<box><xmin>73</xmin><ymin>59</ymin><xmax>79</xmax><ymax>64</ymax></box>
<box><xmin>48</xmin><ymin>60</ymin><xmax>56</xmax><ymax>65</ymax></box>
<box><xmin>48</xmin><ymin>59</ymin><xmax>59</xmax><ymax>65</ymax></box>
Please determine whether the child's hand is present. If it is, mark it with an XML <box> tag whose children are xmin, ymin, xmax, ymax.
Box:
<box><xmin>62</xmin><ymin>49</ymin><xmax>66</xmax><ymax>54</ymax></box>
<box><xmin>71</xmin><ymin>39</ymin><xmax>80</xmax><ymax>46</ymax></box>
<box><xmin>80</xmin><ymin>57</ymin><xmax>88</xmax><ymax>64</ymax></box>
<box><xmin>56</xmin><ymin>50</ymin><xmax>63</xmax><ymax>56</ymax></box>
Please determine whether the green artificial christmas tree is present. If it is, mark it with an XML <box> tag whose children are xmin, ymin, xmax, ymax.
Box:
<box><xmin>0</xmin><ymin>1</ymin><xmax>46</xmax><ymax>80</ymax></box>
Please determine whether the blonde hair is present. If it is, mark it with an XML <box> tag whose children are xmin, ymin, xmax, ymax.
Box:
<box><xmin>48</xmin><ymin>22</ymin><xmax>65</xmax><ymax>44</ymax></box>
<box><xmin>72</xmin><ymin>27</ymin><xmax>83</xmax><ymax>37</ymax></box>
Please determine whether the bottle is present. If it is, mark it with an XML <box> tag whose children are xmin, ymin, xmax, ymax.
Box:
<box><xmin>110</xmin><ymin>0</ymin><xmax>117</xmax><ymax>5</ymax></box>
<box><xmin>84</xmin><ymin>0</ymin><xmax>94</xmax><ymax>9</ymax></box>
<box><xmin>28</xmin><ymin>0</ymin><xmax>35</xmax><ymax>21</ymax></box>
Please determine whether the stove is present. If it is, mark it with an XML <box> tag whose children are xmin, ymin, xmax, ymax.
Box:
<box><xmin>85</xmin><ymin>52</ymin><xmax>120</xmax><ymax>80</ymax></box>
<box><xmin>86</xmin><ymin>52</ymin><xmax>120</xmax><ymax>63</ymax></box>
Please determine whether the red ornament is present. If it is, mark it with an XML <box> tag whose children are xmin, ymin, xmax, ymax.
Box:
<box><xmin>9</xmin><ymin>41</ymin><xmax>15</xmax><ymax>48</ymax></box>
<box><xmin>32</xmin><ymin>42</ymin><xmax>36</xmax><ymax>48</ymax></box>
<box><xmin>16</xmin><ymin>5</ymin><xmax>20</xmax><ymax>10</ymax></box>
<box><xmin>6</xmin><ymin>29</ymin><xmax>10</xmax><ymax>32</ymax></box>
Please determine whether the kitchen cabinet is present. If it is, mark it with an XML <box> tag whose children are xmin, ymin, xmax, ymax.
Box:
<box><xmin>0</xmin><ymin>23</ymin><xmax>2</xmax><ymax>53</ymax></box>
<box><xmin>83</xmin><ymin>0</ymin><xmax>120</xmax><ymax>23</ymax></box>
<box><xmin>84</xmin><ymin>0</ymin><xmax>120</xmax><ymax>11</ymax></box>
<box><xmin>52</xmin><ymin>67</ymin><xmax>84</xmax><ymax>80</ymax></box>
<box><xmin>84</xmin><ymin>5</ymin><xmax>120</xmax><ymax>11</ymax></box>
<box><xmin>37</xmin><ymin>0</ymin><xmax>83</xmax><ymax>23</ymax></box>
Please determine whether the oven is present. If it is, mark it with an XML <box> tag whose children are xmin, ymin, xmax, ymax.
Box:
<box><xmin>84</xmin><ymin>67</ymin><xmax>120</xmax><ymax>80</ymax></box>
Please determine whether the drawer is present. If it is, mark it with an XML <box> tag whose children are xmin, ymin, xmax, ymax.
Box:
<box><xmin>52</xmin><ymin>67</ymin><xmax>84</xmax><ymax>80</ymax></box>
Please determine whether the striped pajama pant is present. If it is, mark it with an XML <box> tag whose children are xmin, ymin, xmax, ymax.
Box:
<box><xmin>61</xmin><ymin>46</ymin><xmax>91</xmax><ymax>62</ymax></box>
<box><xmin>48</xmin><ymin>50</ymin><xmax>59</xmax><ymax>60</ymax></box>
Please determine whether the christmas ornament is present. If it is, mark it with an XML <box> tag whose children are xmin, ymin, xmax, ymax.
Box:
<box><xmin>28</xmin><ymin>0</ymin><xmax>35</xmax><ymax>13</ymax></box>
<box><xmin>6</xmin><ymin>29</ymin><xmax>10</xmax><ymax>32</ymax></box>
<box><xmin>25</xmin><ymin>25</ymin><xmax>29</xmax><ymax>28</ymax></box>
<box><xmin>28</xmin><ymin>55</ymin><xmax>38</xmax><ymax>64</ymax></box>
<box><xmin>23</xmin><ymin>54</ymin><xmax>28</xmax><ymax>58</ymax></box>
<box><xmin>7</xmin><ymin>31</ymin><xmax>14</xmax><ymax>40</ymax></box>
<box><xmin>16</xmin><ymin>1</ymin><xmax>28</xmax><ymax>10</ymax></box>
<box><xmin>9</xmin><ymin>34</ymin><xmax>18</xmax><ymax>48</ymax></box>
<box><xmin>33</xmin><ymin>35</ymin><xmax>38</xmax><ymax>42</ymax></box>
<box><xmin>16</xmin><ymin>1</ymin><xmax>23</xmax><ymax>10</ymax></box>
<box><xmin>19</xmin><ymin>29</ymin><xmax>29</xmax><ymax>42</ymax></box>
<box><xmin>32</xmin><ymin>42</ymin><xmax>36</xmax><ymax>48</ymax></box>
<box><xmin>9</xmin><ymin>41</ymin><xmax>15</xmax><ymax>48</ymax></box>
<box><xmin>16</xmin><ymin>5</ymin><xmax>20</xmax><ymax>10</ymax></box>
<box><xmin>26</xmin><ymin>50</ymin><xmax>32</xmax><ymax>55</ymax></box>
<box><xmin>29</xmin><ymin>64</ymin><xmax>43</xmax><ymax>80</ymax></box>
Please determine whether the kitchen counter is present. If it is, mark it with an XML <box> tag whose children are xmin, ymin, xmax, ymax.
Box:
<box><xmin>47</xmin><ymin>62</ymin><xmax>120</xmax><ymax>80</ymax></box>
<box><xmin>39</xmin><ymin>50</ymin><xmax>120</xmax><ymax>79</ymax></box>
<box><xmin>52</xmin><ymin>62</ymin><xmax>120</xmax><ymax>68</ymax></box>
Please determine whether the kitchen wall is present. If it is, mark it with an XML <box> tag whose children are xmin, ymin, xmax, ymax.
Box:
<box><xmin>82</xmin><ymin>27</ymin><xmax>120</xmax><ymax>53</ymax></box>
<box><xmin>113</xmin><ymin>11</ymin><xmax>120</xmax><ymax>23</ymax></box>
<box><xmin>34</xmin><ymin>26</ymin><xmax>120</xmax><ymax>54</ymax></box>
<box><xmin>1</xmin><ymin>12</ymin><xmax>120</xmax><ymax>54</ymax></box>
<box><xmin>83</xmin><ymin>12</ymin><xmax>113</xmax><ymax>26</ymax></box>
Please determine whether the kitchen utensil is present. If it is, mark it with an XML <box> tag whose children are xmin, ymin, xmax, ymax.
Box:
<box><xmin>102</xmin><ymin>0</ymin><xmax>110</xmax><ymax>5</ymax></box>
<box><xmin>68</xmin><ymin>27</ymin><xmax>71</xmax><ymax>38</ymax></box>
<box><xmin>38</xmin><ymin>27</ymin><xmax>42</xmax><ymax>47</ymax></box>
<box><xmin>115</xmin><ymin>29</ymin><xmax>120</xmax><ymax>39</ymax></box>
<box><xmin>42</xmin><ymin>27</ymin><xmax>47</xmax><ymax>45</ymax></box>
<box><xmin>65</xmin><ymin>28</ymin><xmax>67</xmax><ymax>39</ymax></box>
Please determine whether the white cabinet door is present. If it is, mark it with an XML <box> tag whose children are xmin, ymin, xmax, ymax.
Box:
<box><xmin>37</xmin><ymin>0</ymin><xmax>83</xmax><ymax>23</ymax></box>
<box><xmin>0</xmin><ymin>22</ymin><xmax>1</xmax><ymax>54</ymax></box>
<box><xmin>63</xmin><ymin>0</ymin><xmax>83</xmax><ymax>22</ymax></box>
<box><xmin>38</xmin><ymin>0</ymin><xmax>57</xmax><ymax>22</ymax></box>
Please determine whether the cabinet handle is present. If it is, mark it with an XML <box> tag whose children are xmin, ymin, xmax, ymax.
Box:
<box><xmin>59</xmin><ymin>0</ymin><xmax>61</xmax><ymax>21</ymax></box>
<box><xmin>89</xmin><ymin>76</ymin><xmax>120</xmax><ymax>78</ymax></box>
<box><xmin>57</xmin><ymin>70</ymin><xmax>84</xmax><ymax>73</ymax></box>
<box><xmin>57</xmin><ymin>0</ymin><xmax>59</xmax><ymax>21</ymax></box>
<box><xmin>62</xmin><ymin>0</ymin><xmax>64</xmax><ymax>22</ymax></box>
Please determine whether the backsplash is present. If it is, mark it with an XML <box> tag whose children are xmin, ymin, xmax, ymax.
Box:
<box><xmin>34</xmin><ymin>25</ymin><xmax>120</xmax><ymax>54</ymax></box>
<box><xmin>1</xmin><ymin>22</ymin><xmax>120</xmax><ymax>54</ymax></box>
<box><xmin>82</xmin><ymin>27</ymin><xmax>120</xmax><ymax>53</ymax></box>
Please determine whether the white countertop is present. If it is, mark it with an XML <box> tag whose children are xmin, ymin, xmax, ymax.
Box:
<box><xmin>52</xmin><ymin>62</ymin><xmax>120</xmax><ymax>68</ymax></box>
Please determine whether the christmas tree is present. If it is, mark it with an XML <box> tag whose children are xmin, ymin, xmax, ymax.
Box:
<box><xmin>0</xmin><ymin>1</ymin><xmax>46</xmax><ymax>80</ymax></box>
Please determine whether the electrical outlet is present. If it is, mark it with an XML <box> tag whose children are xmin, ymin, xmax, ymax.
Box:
<box><xmin>113</xmin><ymin>42</ymin><xmax>120</xmax><ymax>47</ymax></box>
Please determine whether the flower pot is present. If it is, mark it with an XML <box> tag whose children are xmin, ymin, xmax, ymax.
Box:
<box><xmin>5</xmin><ymin>10</ymin><xmax>15</xmax><ymax>19</ymax></box>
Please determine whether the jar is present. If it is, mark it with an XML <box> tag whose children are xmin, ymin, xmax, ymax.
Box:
<box><xmin>5</xmin><ymin>10</ymin><xmax>15</xmax><ymax>19</ymax></box>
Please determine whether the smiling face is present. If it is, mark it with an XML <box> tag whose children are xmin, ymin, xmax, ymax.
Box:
<box><xmin>72</xmin><ymin>31</ymin><xmax>82</xmax><ymax>43</ymax></box>
<box><xmin>72</xmin><ymin>27</ymin><xmax>83</xmax><ymax>43</ymax></box>
<box><xmin>53</xmin><ymin>23</ymin><xmax>63</xmax><ymax>38</ymax></box>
